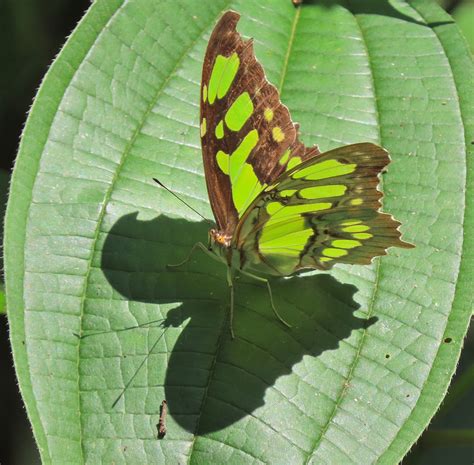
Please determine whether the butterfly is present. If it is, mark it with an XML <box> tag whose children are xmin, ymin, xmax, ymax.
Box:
<box><xmin>169</xmin><ymin>10</ymin><xmax>413</xmax><ymax>337</ymax></box>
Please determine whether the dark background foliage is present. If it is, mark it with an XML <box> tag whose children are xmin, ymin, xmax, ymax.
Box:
<box><xmin>1</xmin><ymin>1</ymin><xmax>472</xmax><ymax>464</ymax></box>
<box><xmin>1</xmin><ymin>3</ymin><xmax>92</xmax><ymax>463</ymax></box>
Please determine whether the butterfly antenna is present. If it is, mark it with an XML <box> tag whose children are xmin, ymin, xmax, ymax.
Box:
<box><xmin>153</xmin><ymin>178</ymin><xmax>212</xmax><ymax>225</ymax></box>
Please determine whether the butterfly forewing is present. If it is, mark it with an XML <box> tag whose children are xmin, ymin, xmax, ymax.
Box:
<box><xmin>200</xmin><ymin>11</ymin><xmax>320</xmax><ymax>235</ymax></box>
<box><xmin>235</xmin><ymin>143</ymin><xmax>414</xmax><ymax>276</ymax></box>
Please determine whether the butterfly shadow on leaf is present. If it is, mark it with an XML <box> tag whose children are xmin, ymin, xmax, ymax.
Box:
<box><xmin>100</xmin><ymin>212</ymin><xmax>377</xmax><ymax>435</ymax></box>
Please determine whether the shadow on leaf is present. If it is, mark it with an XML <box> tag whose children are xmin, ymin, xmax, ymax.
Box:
<box><xmin>101</xmin><ymin>212</ymin><xmax>377</xmax><ymax>434</ymax></box>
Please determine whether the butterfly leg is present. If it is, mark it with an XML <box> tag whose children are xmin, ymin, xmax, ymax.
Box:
<box><xmin>240</xmin><ymin>270</ymin><xmax>291</xmax><ymax>329</ymax></box>
<box><xmin>167</xmin><ymin>242</ymin><xmax>218</xmax><ymax>268</ymax></box>
<box><xmin>226</xmin><ymin>266</ymin><xmax>235</xmax><ymax>339</ymax></box>
<box><xmin>264</xmin><ymin>278</ymin><xmax>291</xmax><ymax>329</ymax></box>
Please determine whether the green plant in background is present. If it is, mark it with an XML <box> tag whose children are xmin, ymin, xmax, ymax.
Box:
<box><xmin>438</xmin><ymin>0</ymin><xmax>474</xmax><ymax>51</ymax></box>
<box><xmin>453</xmin><ymin>2</ymin><xmax>474</xmax><ymax>51</ymax></box>
<box><xmin>0</xmin><ymin>169</ymin><xmax>9</xmax><ymax>314</ymax></box>
<box><xmin>4</xmin><ymin>1</ymin><xmax>473</xmax><ymax>464</ymax></box>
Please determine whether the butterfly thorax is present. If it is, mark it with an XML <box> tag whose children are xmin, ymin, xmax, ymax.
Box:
<box><xmin>209</xmin><ymin>228</ymin><xmax>232</xmax><ymax>248</ymax></box>
<box><xmin>209</xmin><ymin>228</ymin><xmax>236</xmax><ymax>268</ymax></box>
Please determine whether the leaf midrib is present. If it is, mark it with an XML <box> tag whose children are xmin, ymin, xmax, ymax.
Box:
<box><xmin>278</xmin><ymin>6</ymin><xmax>301</xmax><ymax>94</ymax></box>
<box><xmin>303</xmin><ymin>6</ymin><xmax>384</xmax><ymax>462</ymax></box>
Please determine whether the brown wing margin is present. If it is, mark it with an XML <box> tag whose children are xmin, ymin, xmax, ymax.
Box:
<box><xmin>200</xmin><ymin>11</ymin><xmax>320</xmax><ymax>235</ymax></box>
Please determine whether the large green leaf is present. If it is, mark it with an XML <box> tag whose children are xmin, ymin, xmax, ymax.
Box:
<box><xmin>5</xmin><ymin>0</ymin><xmax>472</xmax><ymax>463</ymax></box>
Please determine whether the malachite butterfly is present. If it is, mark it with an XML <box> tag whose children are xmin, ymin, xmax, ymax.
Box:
<box><xmin>177</xmin><ymin>10</ymin><xmax>413</xmax><ymax>335</ymax></box>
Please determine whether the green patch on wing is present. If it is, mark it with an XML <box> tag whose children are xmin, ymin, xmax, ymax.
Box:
<box><xmin>215</xmin><ymin>120</ymin><xmax>224</xmax><ymax>139</ymax></box>
<box><xmin>215</xmin><ymin>129</ymin><xmax>264</xmax><ymax>215</ymax></box>
<box><xmin>299</xmin><ymin>185</ymin><xmax>347</xmax><ymax>199</ymax></box>
<box><xmin>287</xmin><ymin>156</ymin><xmax>302</xmax><ymax>171</ymax></box>
<box><xmin>225</xmin><ymin>92</ymin><xmax>253</xmax><ymax>131</ymax></box>
<box><xmin>260</xmin><ymin>227</ymin><xmax>313</xmax><ymax>257</ymax></box>
<box><xmin>266</xmin><ymin>202</ymin><xmax>332</xmax><ymax>219</ymax></box>
<box><xmin>292</xmin><ymin>159</ymin><xmax>356</xmax><ymax>180</ymax></box>
<box><xmin>208</xmin><ymin>53</ymin><xmax>240</xmax><ymax>104</ymax></box>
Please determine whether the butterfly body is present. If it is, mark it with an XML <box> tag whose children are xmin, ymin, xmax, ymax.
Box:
<box><xmin>179</xmin><ymin>10</ymin><xmax>413</xmax><ymax>332</ymax></box>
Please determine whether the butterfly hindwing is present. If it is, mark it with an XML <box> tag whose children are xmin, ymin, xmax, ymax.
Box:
<box><xmin>235</xmin><ymin>143</ymin><xmax>414</xmax><ymax>275</ymax></box>
<box><xmin>200</xmin><ymin>11</ymin><xmax>320</xmax><ymax>237</ymax></box>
